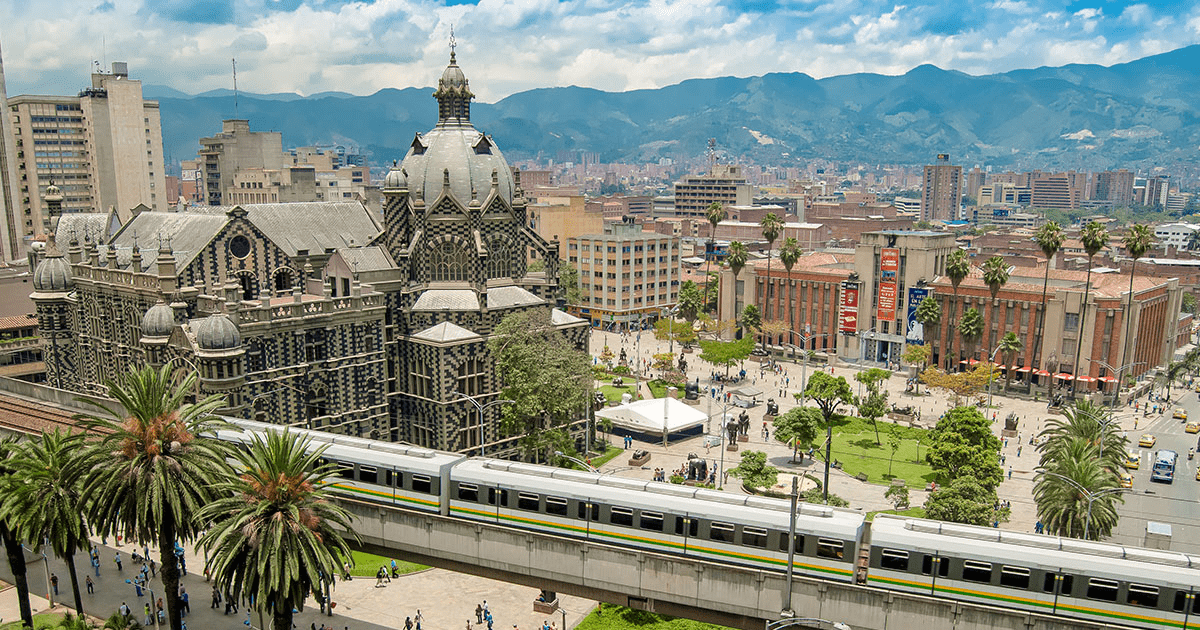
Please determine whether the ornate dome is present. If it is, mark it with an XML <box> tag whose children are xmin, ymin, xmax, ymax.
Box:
<box><xmin>141</xmin><ymin>301</ymin><xmax>175</xmax><ymax>338</ymax></box>
<box><xmin>401</xmin><ymin>53</ymin><xmax>515</xmax><ymax>207</ymax></box>
<box><xmin>33</xmin><ymin>256</ymin><xmax>72</xmax><ymax>292</ymax></box>
<box><xmin>195</xmin><ymin>313</ymin><xmax>241</xmax><ymax>350</ymax></box>
<box><xmin>382</xmin><ymin>162</ymin><xmax>406</xmax><ymax>190</ymax></box>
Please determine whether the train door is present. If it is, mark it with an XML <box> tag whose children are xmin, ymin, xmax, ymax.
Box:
<box><xmin>923</xmin><ymin>554</ymin><xmax>949</xmax><ymax>596</ymax></box>
<box><xmin>578</xmin><ymin>500</ymin><xmax>599</xmax><ymax>539</ymax></box>
<box><xmin>1043</xmin><ymin>570</ymin><xmax>1073</xmax><ymax>616</ymax></box>
<box><xmin>674</xmin><ymin>513</ymin><xmax>698</xmax><ymax>554</ymax></box>
<box><xmin>1178</xmin><ymin>589</ymin><xmax>1196</xmax><ymax>629</ymax></box>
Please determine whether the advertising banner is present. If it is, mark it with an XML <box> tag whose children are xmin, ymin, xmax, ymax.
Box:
<box><xmin>877</xmin><ymin>247</ymin><xmax>900</xmax><ymax>322</ymax></box>
<box><xmin>906</xmin><ymin>287</ymin><xmax>931</xmax><ymax>345</ymax></box>
<box><xmin>839</xmin><ymin>282</ymin><xmax>859</xmax><ymax>333</ymax></box>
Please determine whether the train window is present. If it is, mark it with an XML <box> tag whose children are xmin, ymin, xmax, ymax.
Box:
<box><xmin>920</xmin><ymin>555</ymin><xmax>949</xmax><ymax>576</ymax></box>
<box><xmin>517</xmin><ymin>492</ymin><xmax>540</xmax><ymax>511</ymax></box>
<box><xmin>385</xmin><ymin>470</ymin><xmax>398</xmax><ymax>487</ymax></box>
<box><xmin>674</xmin><ymin>517</ymin><xmax>698</xmax><ymax>537</ymax></box>
<box><xmin>1086</xmin><ymin>578</ymin><xmax>1119</xmax><ymax>602</ymax></box>
<box><xmin>546</xmin><ymin>497</ymin><xmax>568</xmax><ymax>516</ymax></box>
<box><xmin>358</xmin><ymin>466</ymin><xmax>378</xmax><ymax>484</ymax></box>
<box><xmin>412</xmin><ymin>474</ymin><xmax>432</xmax><ymax>494</ymax></box>
<box><xmin>1171</xmin><ymin>592</ymin><xmax>1199</xmax><ymax>614</ymax></box>
<box><xmin>576</xmin><ymin>502</ymin><xmax>599</xmax><ymax>521</ymax></box>
<box><xmin>743</xmin><ymin>527</ymin><xmax>767</xmax><ymax>548</ymax></box>
<box><xmin>337</xmin><ymin>464</ymin><xmax>355</xmax><ymax>480</ymax></box>
<box><xmin>1127</xmin><ymin>584</ymin><xmax>1159</xmax><ymax>608</ymax></box>
<box><xmin>710</xmin><ymin>522</ymin><xmax>735</xmax><ymax>543</ymax></box>
<box><xmin>640</xmin><ymin>512</ymin><xmax>664</xmax><ymax>531</ymax></box>
<box><xmin>1061</xmin><ymin>575</ymin><xmax>1073</xmax><ymax>595</ymax></box>
<box><xmin>962</xmin><ymin>561</ymin><xmax>992</xmax><ymax>584</ymax></box>
<box><xmin>817</xmin><ymin>539</ymin><xmax>844</xmax><ymax>560</ymax></box>
<box><xmin>611</xmin><ymin>507</ymin><xmax>633</xmax><ymax>527</ymax></box>
<box><xmin>880</xmin><ymin>549</ymin><xmax>909</xmax><ymax>571</ymax></box>
<box><xmin>779</xmin><ymin>534</ymin><xmax>804</xmax><ymax>553</ymax></box>
<box><xmin>1000</xmin><ymin>566</ymin><xmax>1030</xmax><ymax>589</ymax></box>
<box><xmin>457</xmin><ymin>483</ymin><xmax>479</xmax><ymax>502</ymax></box>
<box><xmin>488</xmin><ymin>488</ymin><xmax>508</xmax><ymax>506</ymax></box>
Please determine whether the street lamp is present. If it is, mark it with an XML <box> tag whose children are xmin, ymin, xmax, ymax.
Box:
<box><xmin>986</xmin><ymin>345</ymin><xmax>1003</xmax><ymax>409</ymax></box>
<box><xmin>1090</xmin><ymin>360</ymin><xmax>1147</xmax><ymax>409</ymax></box>
<box><xmin>662</xmin><ymin>305</ymin><xmax>680</xmax><ymax>354</ymax></box>
<box><xmin>554</xmin><ymin>451</ymin><xmax>598</xmax><ymax>473</ymax></box>
<box><xmin>451</xmin><ymin>391</ymin><xmax>515</xmax><ymax>457</ymax></box>
<box><xmin>1034</xmin><ymin>469</ymin><xmax>1129</xmax><ymax>539</ymax></box>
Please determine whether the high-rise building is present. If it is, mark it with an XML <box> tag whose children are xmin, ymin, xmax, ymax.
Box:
<box><xmin>0</xmin><ymin>42</ymin><xmax>22</xmax><ymax>262</ymax></box>
<box><xmin>197</xmin><ymin>120</ymin><xmax>288</xmax><ymax>205</ymax></box>
<box><xmin>671</xmin><ymin>164</ymin><xmax>754</xmax><ymax>219</ymax></box>
<box><xmin>1030</xmin><ymin>172</ymin><xmax>1082</xmax><ymax>210</ymax></box>
<box><xmin>965</xmin><ymin>166</ymin><xmax>986</xmax><ymax>201</ymax></box>
<box><xmin>921</xmin><ymin>154</ymin><xmax>962</xmax><ymax>222</ymax></box>
<box><xmin>1092</xmin><ymin>169</ymin><xmax>1135</xmax><ymax>206</ymax></box>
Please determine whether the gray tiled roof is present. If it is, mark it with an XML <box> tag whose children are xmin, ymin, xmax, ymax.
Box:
<box><xmin>486</xmin><ymin>285</ymin><xmax>542</xmax><ymax>309</ymax></box>
<box><xmin>338</xmin><ymin>246</ymin><xmax>395</xmax><ymax>272</ymax></box>
<box><xmin>551</xmin><ymin>308</ymin><xmax>586</xmax><ymax>326</ymax></box>
<box><xmin>236</xmin><ymin>202</ymin><xmax>382</xmax><ymax>257</ymax></box>
<box><xmin>56</xmin><ymin>213</ymin><xmax>118</xmax><ymax>245</ymax></box>
<box><xmin>412</xmin><ymin>321</ymin><xmax>481</xmax><ymax>343</ymax></box>
<box><xmin>412</xmin><ymin>289</ymin><xmax>480</xmax><ymax>311</ymax></box>
<box><xmin>106</xmin><ymin>212</ymin><xmax>229</xmax><ymax>269</ymax></box>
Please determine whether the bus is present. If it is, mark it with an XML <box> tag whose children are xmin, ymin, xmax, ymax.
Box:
<box><xmin>1151</xmin><ymin>449</ymin><xmax>1177</xmax><ymax>483</ymax></box>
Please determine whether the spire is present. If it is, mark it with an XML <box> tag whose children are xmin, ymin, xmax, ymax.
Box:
<box><xmin>433</xmin><ymin>33</ymin><xmax>473</xmax><ymax>126</ymax></box>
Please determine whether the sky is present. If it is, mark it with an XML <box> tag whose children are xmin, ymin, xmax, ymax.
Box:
<box><xmin>3</xmin><ymin>0</ymin><xmax>1199</xmax><ymax>102</ymax></box>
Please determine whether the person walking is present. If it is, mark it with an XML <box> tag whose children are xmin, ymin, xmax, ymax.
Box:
<box><xmin>50</xmin><ymin>573</ymin><xmax>59</xmax><ymax>596</ymax></box>
<box><xmin>114</xmin><ymin>551</ymin><xmax>123</xmax><ymax>572</ymax></box>
<box><xmin>92</xmin><ymin>554</ymin><xmax>101</xmax><ymax>577</ymax></box>
<box><xmin>119</xmin><ymin>602</ymin><xmax>129</xmax><ymax>619</ymax></box>
<box><xmin>211</xmin><ymin>586</ymin><xmax>222</xmax><ymax>609</ymax></box>
<box><xmin>86</xmin><ymin>575</ymin><xmax>94</xmax><ymax>595</ymax></box>
<box><xmin>181</xmin><ymin>587</ymin><xmax>190</xmax><ymax>615</ymax></box>
<box><xmin>133</xmin><ymin>575</ymin><xmax>144</xmax><ymax>597</ymax></box>
<box><xmin>144</xmin><ymin>602</ymin><xmax>153</xmax><ymax>626</ymax></box>
<box><xmin>475</xmin><ymin>604</ymin><xmax>484</xmax><ymax>624</ymax></box>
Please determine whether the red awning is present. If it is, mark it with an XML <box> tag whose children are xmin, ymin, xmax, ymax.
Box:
<box><xmin>1098</xmin><ymin>375</ymin><xmax>1119</xmax><ymax>383</ymax></box>
<box><xmin>959</xmin><ymin>359</ymin><xmax>969</xmax><ymax>364</ymax></box>
<box><xmin>968</xmin><ymin>359</ymin><xmax>980</xmax><ymax>365</ymax></box>
<box><xmin>1076</xmin><ymin>376</ymin><xmax>1098</xmax><ymax>383</ymax></box>
<box><xmin>1016</xmin><ymin>366</ymin><xmax>1032</xmax><ymax>373</ymax></box>
<box><xmin>1034</xmin><ymin>369</ymin><xmax>1051</xmax><ymax>376</ymax></box>
<box><xmin>1054</xmin><ymin>372</ymin><xmax>1074</xmax><ymax>381</ymax></box>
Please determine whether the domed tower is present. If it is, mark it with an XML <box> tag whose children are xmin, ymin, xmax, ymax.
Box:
<box><xmin>31</xmin><ymin>182</ymin><xmax>77</xmax><ymax>389</ymax></box>
<box><xmin>193</xmin><ymin>312</ymin><xmax>245</xmax><ymax>413</ymax></box>
<box><xmin>139</xmin><ymin>300</ymin><xmax>175</xmax><ymax>366</ymax></box>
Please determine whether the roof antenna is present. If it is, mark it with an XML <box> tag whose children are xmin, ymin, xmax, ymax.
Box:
<box><xmin>232</xmin><ymin>58</ymin><xmax>239</xmax><ymax>118</ymax></box>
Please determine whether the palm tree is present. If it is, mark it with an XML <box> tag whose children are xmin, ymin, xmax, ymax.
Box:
<box><xmin>705</xmin><ymin>201</ymin><xmax>727</xmax><ymax>318</ymax></box>
<box><xmin>779</xmin><ymin>237</ymin><xmax>801</xmax><ymax>346</ymax></box>
<box><xmin>959</xmin><ymin>308</ymin><xmax>983</xmax><ymax>362</ymax></box>
<box><xmin>0</xmin><ymin>438</ymin><xmax>35</xmax><ymax>630</ymax></box>
<box><xmin>200</xmin><ymin>430</ymin><xmax>356</xmax><ymax>630</ymax></box>
<box><xmin>1120</xmin><ymin>224</ymin><xmax>1154</xmax><ymax>371</ymax></box>
<box><xmin>1032</xmin><ymin>221</ymin><xmax>1064</xmax><ymax>386</ymax></box>
<box><xmin>76</xmin><ymin>365</ymin><xmax>235</xmax><ymax>630</ymax></box>
<box><xmin>998</xmin><ymin>332</ymin><xmax>1022</xmax><ymax>393</ymax></box>
<box><xmin>1037</xmin><ymin>400</ymin><xmax>1127</xmax><ymax>473</ymax></box>
<box><xmin>1072</xmin><ymin>222</ymin><xmax>1110</xmax><ymax>395</ymax></box>
<box><xmin>945</xmin><ymin>249</ymin><xmax>970</xmax><ymax>368</ymax></box>
<box><xmin>726</xmin><ymin>241</ymin><xmax>748</xmax><ymax>337</ymax></box>
<box><xmin>2</xmin><ymin>430</ymin><xmax>89</xmax><ymax>615</ymax></box>
<box><xmin>759</xmin><ymin>213</ymin><xmax>784</xmax><ymax>335</ymax></box>
<box><xmin>981</xmin><ymin>255</ymin><xmax>1010</xmax><ymax>360</ymax></box>
<box><xmin>1034</xmin><ymin>437</ymin><xmax>1122</xmax><ymax>540</ymax></box>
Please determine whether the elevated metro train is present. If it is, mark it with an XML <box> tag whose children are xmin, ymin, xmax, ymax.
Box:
<box><xmin>216</xmin><ymin>418</ymin><xmax>1200</xmax><ymax>630</ymax></box>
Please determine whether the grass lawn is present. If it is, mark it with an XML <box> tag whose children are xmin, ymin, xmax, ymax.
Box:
<box><xmin>598</xmin><ymin>384</ymin><xmax>638</xmax><ymax>403</ymax></box>
<box><xmin>646</xmin><ymin>380</ymin><xmax>685</xmax><ymax>399</ymax></box>
<box><xmin>347</xmin><ymin>550</ymin><xmax>427</xmax><ymax>578</ymax></box>
<box><xmin>820</xmin><ymin>416</ymin><xmax>936</xmax><ymax>488</ymax></box>
<box><xmin>0</xmin><ymin>613</ymin><xmax>66</xmax><ymax>630</ymax></box>
<box><xmin>866</xmin><ymin>506</ymin><xmax>927</xmax><ymax>521</ymax></box>
<box><xmin>589</xmin><ymin>444</ymin><xmax>624</xmax><ymax>468</ymax></box>
<box><xmin>576</xmin><ymin>603</ymin><xmax>732</xmax><ymax>630</ymax></box>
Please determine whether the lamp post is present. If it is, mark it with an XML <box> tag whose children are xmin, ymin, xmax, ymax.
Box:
<box><xmin>451</xmin><ymin>391</ymin><xmax>515</xmax><ymax>457</ymax></box>
<box><xmin>1035</xmin><ymin>469</ymin><xmax>1129</xmax><ymax>539</ymax></box>
<box><xmin>986</xmin><ymin>345</ymin><xmax>1003</xmax><ymax>409</ymax></box>
<box><xmin>662</xmin><ymin>305</ymin><xmax>680</xmax><ymax>355</ymax></box>
<box><xmin>1091</xmin><ymin>360</ymin><xmax>1147</xmax><ymax>409</ymax></box>
<box><xmin>554</xmin><ymin>450</ymin><xmax>598</xmax><ymax>473</ymax></box>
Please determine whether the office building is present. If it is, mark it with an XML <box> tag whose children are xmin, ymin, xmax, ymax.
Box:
<box><xmin>198</xmin><ymin>120</ymin><xmax>288</xmax><ymax>206</ymax></box>
<box><xmin>566</xmin><ymin>217</ymin><xmax>682</xmax><ymax>327</ymax></box>
<box><xmin>921</xmin><ymin>154</ymin><xmax>962</xmax><ymax>222</ymax></box>
<box><xmin>1092</xmin><ymin>169</ymin><xmax>1135</xmax><ymax>206</ymax></box>
<box><xmin>671</xmin><ymin>165</ymin><xmax>754</xmax><ymax>219</ymax></box>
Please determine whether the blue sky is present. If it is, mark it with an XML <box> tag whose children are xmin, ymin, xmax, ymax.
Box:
<box><xmin>3</xmin><ymin>0</ymin><xmax>1198</xmax><ymax>101</ymax></box>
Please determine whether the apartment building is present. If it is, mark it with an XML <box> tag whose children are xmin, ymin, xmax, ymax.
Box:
<box><xmin>921</xmin><ymin>154</ymin><xmax>962</xmax><ymax>222</ymax></box>
<box><xmin>566</xmin><ymin>217</ymin><xmax>681</xmax><ymax>327</ymax></box>
<box><xmin>671</xmin><ymin>164</ymin><xmax>754</xmax><ymax>219</ymax></box>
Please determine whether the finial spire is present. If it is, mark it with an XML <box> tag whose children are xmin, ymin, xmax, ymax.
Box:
<box><xmin>449</xmin><ymin>25</ymin><xmax>456</xmax><ymax>62</ymax></box>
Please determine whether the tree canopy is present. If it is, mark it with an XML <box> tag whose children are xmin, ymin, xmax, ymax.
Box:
<box><xmin>927</xmin><ymin>406</ymin><xmax>1003</xmax><ymax>488</ymax></box>
<box><xmin>698</xmin><ymin>336</ymin><xmax>754</xmax><ymax>376</ymax></box>
<box><xmin>774</xmin><ymin>407</ymin><xmax>822</xmax><ymax>462</ymax></box>
<box><xmin>924</xmin><ymin>475</ymin><xmax>1008</xmax><ymax>526</ymax></box>
<box><xmin>727</xmin><ymin>450</ymin><xmax>779</xmax><ymax>491</ymax></box>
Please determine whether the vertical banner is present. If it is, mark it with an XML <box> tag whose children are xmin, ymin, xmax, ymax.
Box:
<box><xmin>839</xmin><ymin>282</ymin><xmax>859</xmax><ymax>333</ymax></box>
<box><xmin>877</xmin><ymin>247</ymin><xmax>900</xmax><ymax>322</ymax></box>
<box><xmin>906</xmin><ymin>287</ymin><xmax>931</xmax><ymax>345</ymax></box>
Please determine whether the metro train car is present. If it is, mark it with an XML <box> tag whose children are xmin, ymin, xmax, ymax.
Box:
<box><xmin>868</xmin><ymin>514</ymin><xmax>1200</xmax><ymax>630</ymax></box>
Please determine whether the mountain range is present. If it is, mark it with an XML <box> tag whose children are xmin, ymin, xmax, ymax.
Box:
<box><xmin>147</xmin><ymin>45</ymin><xmax>1200</xmax><ymax>172</ymax></box>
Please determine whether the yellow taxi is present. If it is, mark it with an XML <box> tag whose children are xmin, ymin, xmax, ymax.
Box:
<box><xmin>1126</xmin><ymin>452</ymin><xmax>1141</xmax><ymax>469</ymax></box>
<box><xmin>1139</xmin><ymin>434</ymin><xmax>1157</xmax><ymax>448</ymax></box>
<box><xmin>1196</xmin><ymin>467</ymin><xmax>1200</xmax><ymax>481</ymax></box>
<box><xmin>1119</xmin><ymin>470</ymin><xmax>1133</xmax><ymax>488</ymax></box>
<box><xmin>1188</xmin><ymin>422</ymin><xmax>1200</xmax><ymax>434</ymax></box>
<box><xmin>1175</xmin><ymin>408</ymin><xmax>1188</xmax><ymax>420</ymax></box>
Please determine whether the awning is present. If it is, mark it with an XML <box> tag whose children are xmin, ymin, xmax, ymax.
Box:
<box><xmin>1054</xmin><ymin>372</ymin><xmax>1074</xmax><ymax>381</ymax></box>
<box><xmin>594</xmin><ymin>397</ymin><xmax>708</xmax><ymax>434</ymax></box>
<box><xmin>1076</xmin><ymin>375</ymin><xmax>1098</xmax><ymax>383</ymax></box>
<box><xmin>968</xmin><ymin>359</ymin><xmax>980</xmax><ymax>365</ymax></box>
<box><xmin>731</xmin><ymin>386</ymin><xmax>764</xmax><ymax>398</ymax></box>
<box><xmin>1016</xmin><ymin>366</ymin><xmax>1032</xmax><ymax>373</ymax></box>
<box><xmin>1099</xmin><ymin>375</ymin><xmax>1119</xmax><ymax>383</ymax></box>
<box><xmin>1034</xmin><ymin>369</ymin><xmax>1051</xmax><ymax>376</ymax></box>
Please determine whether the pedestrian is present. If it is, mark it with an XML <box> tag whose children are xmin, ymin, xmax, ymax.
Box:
<box><xmin>487</xmin><ymin>618</ymin><xmax>494</xmax><ymax>630</ymax></box>
<box><xmin>390</xmin><ymin>559</ymin><xmax>398</xmax><ymax>578</ymax></box>
<box><xmin>476</xmin><ymin>604</ymin><xmax>484</xmax><ymax>624</ymax></box>
<box><xmin>405</xmin><ymin>618</ymin><xmax>413</xmax><ymax>630</ymax></box>
<box><xmin>115</xmin><ymin>551</ymin><xmax>123</xmax><ymax>572</ymax></box>
<box><xmin>144</xmin><ymin>603</ymin><xmax>153</xmax><ymax>626</ymax></box>
<box><xmin>86</xmin><ymin>575</ymin><xmax>94</xmax><ymax>595</ymax></box>
<box><xmin>149</xmin><ymin>558</ymin><xmax>157</xmax><ymax>577</ymax></box>
<box><xmin>1008</xmin><ymin>466</ymin><xmax>1013</xmax><ymax>479</ymax></box>
<box><xmin>181</xmin><ymin>587</ymin><xmax>190</xmax><ymax>615</ymax></box>
<box><xmin>483</xmin><ymin>600</ymin><xmax>489</xmax><ymax>616</ymax></box>
<box><xmin>375</xmin><ymin>567</ymin><xmax>386</xmax><ymax>587</ymax></box>
<box><xmin>156</xmin><ymin>597</ymin><xmax>164</xmax><ymax>616</ymax></box>
<box><xmin>92</xmin><ymin>554</ymin><xmax>101</xmax><ymax>577</ymax></box>
<box><xmin>1017</xmin><ymin>445</ymin><xmax>1022</xmax><ymax>457</ymax></box>
<box><xmin>50</xmin><ymin>572</ymin><xmax>59</xmax><ymax>596</ymax></box>
<box><xmin>119</xmin><ymin>602</ymin><xmax>129</xmax><ymax>619</ymax></box>
<box><xmin>212</xmin><ymin>586</ymin><xmax>222</xmax><ymax>609</ymax></box>
<box><xmin>134</xmin><ymin>575</ymin><xmax>144</xmax><ymax>597</ymax></box>
<box><xmin>468</xmin><ymin>621</ymin><xmax>473</xmax><ymax>630</ymax></box>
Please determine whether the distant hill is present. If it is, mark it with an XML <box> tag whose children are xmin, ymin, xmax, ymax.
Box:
<box><xmin>150</xmin><ymin>45</ymin><xmax>1200</xmax><ymax>170</ymax></box>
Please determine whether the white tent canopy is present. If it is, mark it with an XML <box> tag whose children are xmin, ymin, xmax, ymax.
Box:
<box><xmin>595</xmin><ymin>397</ymin><xmax>708</xmax><ymax>435</ymax></box>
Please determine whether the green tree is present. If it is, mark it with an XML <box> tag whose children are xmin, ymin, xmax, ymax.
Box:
<box><xmin>1072</xmin><ymin>222</ymin><xmax>1110</xmax><ymax>394</ymax></box>
<box><xmin>1183</xmin><ymin>293</ymin><xmax>1197</xmax><ymax>314</ymax></box>
<box><xmin>725</xmin><ymin>241</ymin><xmax>749</xmax><ymax>334</ymax></box>
<box><xmin>727</xmin><ymin>450</ymin><xmax>779</xmax><ymax>492</ymax></box>
<box><xmin>739</xmin><ymin>304</ymin><xmax>762</xmax><ymax>342</ymax></box>
<box><xmin>803</xmin><ymin>372</ymin><xmax>853</xmax><ymax>503</ymax></box>
<box><xmin>924</xmin><ymin>475</ymin><xmax>1008</xmax><ymax>526</ymax></box>
<box><xmin>2</xmin><ymin>430</ymin><xmax>89</xmax><ymax>614</ymax></box>
<box><xmin>697</xmin><ymin>336</ymin><xmax>754</xmax><ymax>379</ymax></box>
<box><xmin>884</xmin><ymin>482</ymin><xmax>910</xmax><ymax>510</ymax></box>
<box><xmin>981</xmin><ymin>256</ymin><xmax>1010</xmax><ymax>355</ymax></box>
<box><xmin>774</xmin><ymin>406</ymin><xmax>821</xmax><ymax>463</ymax></box>
<box><xmin>944</xmin><ymin>249</ymin><xmax>971</xmax><ymax>367</ymax></box>
<box><xmin>778</xmin><ymin>237</ymin><xmax>801</xmax><ymax>344</ymax></box>
<box><xmin>915</xmin><ymin>295</ymin><xmax>940</xmax><ymax>344</ymax></box>
<box><xmin>1032</xmin><ymin>221</ymin><xmax>1064</xmax><ymax>388</ymax></box>
<box><xmin>0</xmin><ymin>438</ymin><xmax>35</xmax><ymax>629</ymax></box>
<box><xmin>1034</xmin><ymin>437</ymin><xmax>1122</xmax><ymax>539</ymax></box>
<box><xmin>703</xmin><ymin>272</ymin><xmax>720</xmax><ymax>315</ymax></box>
<box><xmin>653</xmin><ymin>317</ymin><xmax>695</xmax><ymax>347</ymax></box>
<box><xmin>919</xmin><ymin>364</ymin><xmax>997</xmax><ymax>407</ymax></box>
<box><xmin>997</xmin><ymin>332</ymin><xmax>1022</xmax><ymax>392</ymax></box>
<box><xmin>854</xmin><ymin>368</ymin><xmax>891</xmax><ymax>444</ymax></box>
<box><xmin>558</xmin><ymin>262</ymin><xmax>583</xmax><ymax>305</ymax></box>
<box><xmin>489</xmin><ymin>310</ymin><xmax>592</xmax><ymax>461</ymax></box>
<box><xmin>1120</xmin><ymin>224</ymin><xmax>1154</xmax><ymax>368</ymax></box>
<box><xmin>759</xmin><ymin>213</ymin><xmax>783</xmax><ymax>338</ymax></box>
<box><xmin>676</xmin><ymin>280</ymin><xmax>703</xmax><ymax>321</ymax></box>
<box><xmin>705</xmin><ymin>202</ymin><xmax>728</xmax><ymax>320</ymax></box>
<box><xmin>1037</xmin><ymin>400</ymin><xmax>1128</xmax><ymax>477</ymax></box>
<box><xmin>927</xmin><ymin>406</ymin><xmax>1003</xmax><ymax>488</ymax></box>
<box><xmin>958</xmin><ymin>307</ymin><xmax>983</xmax><ymax>362</ymax></box>
<box><xmin>200</xmin><ymin>430</ymin><xmax>357</xmax><ymax>630</ymax></box>
<box><xmin>76</xmin><ymin>365</ymin><xmax>235</xmax><ymax>630</ymax></box>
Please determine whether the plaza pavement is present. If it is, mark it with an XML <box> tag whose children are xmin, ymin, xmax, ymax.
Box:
<box><xmin>0</xmin><ymin>327</ymin><xmax>1163</xmax><ymax>630</ymax></box>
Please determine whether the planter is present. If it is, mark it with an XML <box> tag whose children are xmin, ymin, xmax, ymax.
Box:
<box><xmin>533</xmin><ymin>599</ymin><xmax>559</xmax><ymax>614</ymax></box>
<box><xmin>738</xmin><ymin>434</ymin><xmax>749</xmax><ymax>442</ymax></box>
<box><xmin>726</xmin><ymin>443</ymin><xmax>739</xmax><ymax>452</ymax></box>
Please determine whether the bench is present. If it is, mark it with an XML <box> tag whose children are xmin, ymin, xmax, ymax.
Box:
<box><xmin>855</xmin><ymin>472</ymin><xmax>869</xmax><ymax>482</ymax></box>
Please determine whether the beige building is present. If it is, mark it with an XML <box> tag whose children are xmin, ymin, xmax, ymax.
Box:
<box><xmin>671</xmin><ymin>164</ymin><xmax>754</xmax><ymax>219</ymax></box>
<box><xmin>921</xmin><ymin>154</ymin><xmax>962</xmax><ymax>222</ymax></box>
<box><xmin>566</xmin><ymin>217</ymin><xmax>682</xmax><ymax>327</ymax></box>
<box><xmin>7</xmin><ymin>62</ymin><xmax>165</xmax><ymax>253</ymax></box>
<box><xmin>198</xmin><ymin>120</ymin><xmax>288</xmax><ymax>205</ymax></box>
<box><xmin>527</xmin><ymin>195</ymin><xmax>602</xmax><ymax>260</ymax></box>
<box><xmin>0</xmin><ymin>44</ymin><xmax>22</xmax><ymax>262</ymax></box>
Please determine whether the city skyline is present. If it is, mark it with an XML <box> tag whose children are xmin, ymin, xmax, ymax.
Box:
<box><xmin>3</xmin><ymin>0</ymin><xmax>1198</xmax><ymax>102</ymax></box>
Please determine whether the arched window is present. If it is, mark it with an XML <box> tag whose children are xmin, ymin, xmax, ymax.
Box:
<box><xmin>274</xmin><ymin>269</ymin><xmax>295</xmax><ymax>294</ymax></box>
<box><xmin>430</xmin><ymin>240</ymin><xmax>469</xmax><ymax>282</ymax></box>
<box><xmin>306</xmin><ymin>386</ymin><xmax>328</xmax><ymax>421</ymax></box>
<box><xmin>238</xmin><ymin>272</ymin><xmax>258</xmax><ymax>301</ymax></box>
<box><xmin>487</xmin><ymin>236</ymin><xmax>510</xmax><ymax>279</ymax></box>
